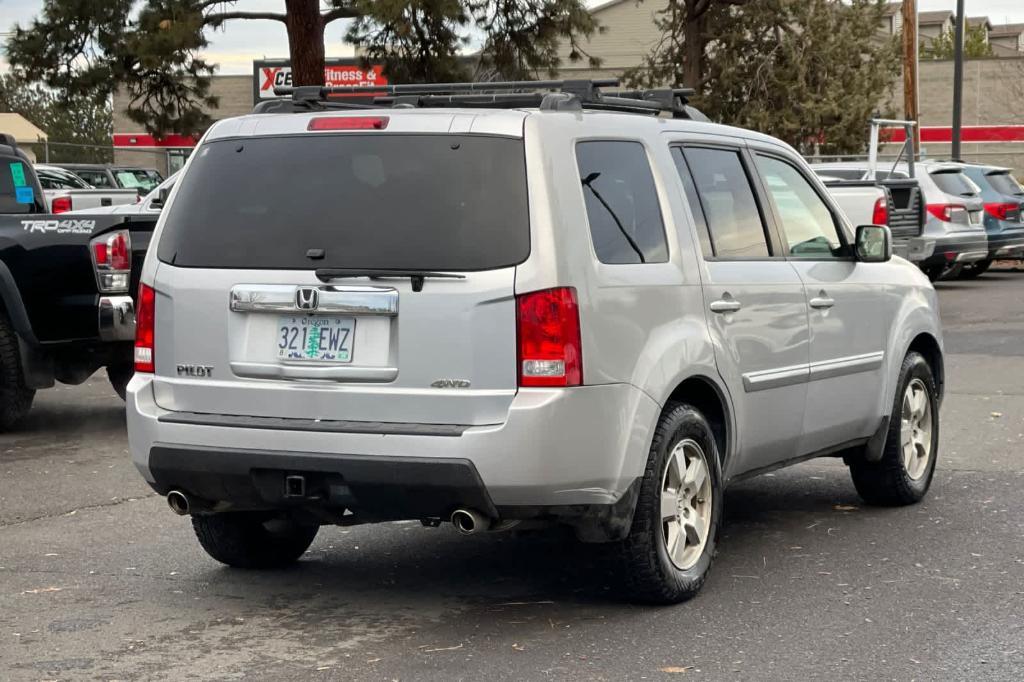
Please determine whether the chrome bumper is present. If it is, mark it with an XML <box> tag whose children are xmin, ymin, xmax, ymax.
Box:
<box><xmin>98</xmin><ymin>295</ymin><xmax>135</xmax><ymax>341</ymax></box>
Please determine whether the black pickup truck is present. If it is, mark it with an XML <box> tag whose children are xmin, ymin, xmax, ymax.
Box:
<box><xmin>0</xmin><ymin>134</ymin><xmax>156</xmax><ymax>429</ymax></box>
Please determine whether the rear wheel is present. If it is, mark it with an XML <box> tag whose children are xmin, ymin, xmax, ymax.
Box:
<box><xmin>191</xmin><ymin>512</ymin><xmax>319</xmax><ymax>568</ymax></box>
<box><xmin>617</xmin><ymin>403</ymin><xmax>722</xmax><ymax>604</ymax></box>
<box><xmin>958</xmin><ymin>259</ymin><xmax>992</xmax><ymax>279</ymax></box>
<box><xmin>849</xmin><ymin>352</ymin><xmax>938</xmax><ymax>506</ymax></box>
<box><xmin>0</xmin><ymin>314</ymin><xmax>34</xmax><ymax>431</ymax></box>
<box><xmin>107</xmin><ymin>363</ymin><xmax>133</xmax><ymax>401</ymax></box>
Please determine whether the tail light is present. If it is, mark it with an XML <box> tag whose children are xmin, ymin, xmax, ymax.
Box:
<box><xmin>51</xmin><ymin>195</ymin><xmax>72</xmax><ymax>213</ymax></box>
<box><xmin>926</xmin><ymin>203</ymin><xmax>964</xmax><ymax>222</ymax></box>
<box><xmin>516</xmin><ymin>287</ymin><xmax>582</xmax><ymax>387</ymax></box>
<box><xmin>871</xmin><ymin>196</ymin><xmax>888</xmax><ymax>225</ymax></box>
<box><xmin>984</xmin><ymin>202</ymin><xmax>1019</xmax><ymax>221</ymax></box>
<box><xmin>134</xmin><ymin>283</ymin><xmax>155</xmax><ymax>373</ymax></box>
<box><xmin>90</xmin><ymin>229</ymin><xmax>131</xmax><ymax>293</ymax></box>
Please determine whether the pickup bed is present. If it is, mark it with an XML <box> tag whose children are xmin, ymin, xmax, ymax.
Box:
<box><xmin>819</xmin><ymin>177</ymin><xmax>933</xmax><ymax>263</ymax></box>
<box><xmin>35</xmin><ymin>165</ymin><xmax>139</xmax><ymax>213</ymax></box>
<box><xmin>1</xmin><ymin>136</ymin><xmax>156</xmax><ymax>429</ymax></box>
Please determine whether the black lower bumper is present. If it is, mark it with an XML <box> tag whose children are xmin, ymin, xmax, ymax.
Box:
<box><xmin>920</xmin><ymin>233</ymin><xmax>989</xmax><ymax>269</ymax></box>
<box><xmin>148</xmin><ymin>445</ymin><xmax>498</xmax><ymax>520</ymax></box>
<box><xmin>987</xmin><ymin>230</ymin><xmax>1024</xmax><ymax>259</ymax></box>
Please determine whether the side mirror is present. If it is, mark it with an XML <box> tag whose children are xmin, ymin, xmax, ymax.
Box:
<box><xmin>151</xmin><ymin>186</ymin><xmax>170</xmax><ymax>210</ymax></box>
<box><xmin>855</xmin><ymin>224</ymin><xmax>892</xmax><ymax>263</ymax></box>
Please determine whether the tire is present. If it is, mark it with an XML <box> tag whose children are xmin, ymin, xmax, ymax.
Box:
<box><xmin>617</xmin><ymin>403</ymin><xmax>723</xmax><ymax>604</ymax></box>
<box><xmin>0</xmin><ymin>313</ymin><xmax>34</xmax><ymax>431</ymax></box>
<box><xmin>191</xmin><ymin>512</ymin><xmax>319</xmax><ymax>569</ymax></box>
<box><xmin>849</xmin><ymin>352</ymin><xmax>938</xmax><ymax>506</ymax></box>
<box><xmin>958</xmin><ymin>259</ymin><xmax>992</xmax><ymax>279</ymax></box>
<box><xmin>106</xmin><ymin>363</ymin><xmax>133</xmax><ymax>401</ymax></box>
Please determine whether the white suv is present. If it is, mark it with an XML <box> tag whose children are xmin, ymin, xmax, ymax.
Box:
<box><xmin>127</xmin><ymin>81</ymin><xmax>944</xmax><ymax>603</ymax></box>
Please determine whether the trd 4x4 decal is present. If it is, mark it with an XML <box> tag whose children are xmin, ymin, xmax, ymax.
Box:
<box><xmin>20</xmin><ymin>219</ymin><xmax>96</xmax><ymax>235</ymax></box>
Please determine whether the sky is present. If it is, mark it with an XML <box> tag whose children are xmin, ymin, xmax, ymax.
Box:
<box><xmin>2</xmin><ymin>0</ymin><xmax>1024</xmax><ymax>74</ymax></box>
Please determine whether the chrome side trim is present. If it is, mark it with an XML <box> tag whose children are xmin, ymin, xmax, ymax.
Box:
<box><xmin>229</xmin><ymin>361</ymin><xmax>398</xmax><ymax>382</ymax></box>
<box><xmin>230</xmin><ymin>285</ymin><xmax>398</xmax><ymax>316</ymax></box>
<box><xmin>808</xmin><ymin>351</ymin><xmax>885</xmax><ymax>382</ymax></box>
<box><xmin>742</xmin><ymin>363</ymin><xmax>809</xmax><ymax>393</ymax></box>
<box><xmin>98</xmin><ymin>295</ymin><xmax>135</xmax><ymax>341</ymax></box>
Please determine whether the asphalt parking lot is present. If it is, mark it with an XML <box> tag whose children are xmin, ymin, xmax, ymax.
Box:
<box><xmin>2</xmin><ymin>268</ymin><xmax>1023</xmax><ymax>681</ymax></box>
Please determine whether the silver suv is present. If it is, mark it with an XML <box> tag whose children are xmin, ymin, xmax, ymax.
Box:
<box><xmin>127</xmin><ymin>81</ymin><xmax>944</xmax><ymax>603</ymax></box>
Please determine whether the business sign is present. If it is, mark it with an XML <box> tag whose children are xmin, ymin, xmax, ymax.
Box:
<box><xmin>253</xmin><ymin>59</ymin><xmax>388</xmax><ymax>102</ymax></box>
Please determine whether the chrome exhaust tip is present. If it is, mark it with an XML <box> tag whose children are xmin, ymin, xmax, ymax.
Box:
<box><xmin>167</xmin><ymin>490</ymin><xmax>191</xmax><ymax>516</ymax></box>
<box><xmin>451</xmin><ymin>508</ymin><xmax>491</xmax><ymax>535</ymax></box>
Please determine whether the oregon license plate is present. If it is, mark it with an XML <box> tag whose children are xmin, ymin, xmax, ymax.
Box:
<box><xmin>276</xmin><ymin>316</ymin><xmax>354</xmax><ymax>362</ymax></box>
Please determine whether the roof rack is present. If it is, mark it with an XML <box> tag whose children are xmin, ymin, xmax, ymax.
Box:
<box><xmin>253</xmin><ymin>79</ymin><xmax>708</xmax><ymax>121</ymax></box>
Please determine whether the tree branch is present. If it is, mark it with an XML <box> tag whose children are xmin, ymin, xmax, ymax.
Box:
<box><xmin>204</xmin><ymin>11</ymin><xmax>287</xmax><ymax>27</ymax></box>
<box><xmin>322</xmin><ymin>7</ymin><xmax>359</xmax><ymax>24</ymax></box>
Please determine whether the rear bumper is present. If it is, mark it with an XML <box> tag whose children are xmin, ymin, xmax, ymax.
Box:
<box><xmin>98</xmin><ymin>295</ymin><xmax>135</xmax><ymax>342</ymax></box>
<box><xmin>920</xmin><ymin>231</ymin><xmax>989</xmax><ymax>268</ymax></box>
<box><xmin>127</xmin><ymin>374</ymin><xmax>659</xmax><ymax>513</ymax></box>
<box><xmin>987</xmin><ymin>228</ymin><xmax>1024</xmax><ymax>258</ymax></box>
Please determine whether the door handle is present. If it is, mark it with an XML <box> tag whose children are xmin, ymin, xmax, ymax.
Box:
<box><xmin>809</xmin><ymin>292</ymin><xmax>835</xmax><ymax>309</ymax></box>
<box><xmin>709</xmin><ymin>299</ymin><xmax>742</xmax><ymax>314</ymax></box>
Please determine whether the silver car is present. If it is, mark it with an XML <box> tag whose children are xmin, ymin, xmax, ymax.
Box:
<box><xmin>812</xmin><ymin>160</ymin><xmax>988</xmax><ymax>280</ymax></box>
<box><xmin>127</xmin><ymin>83</ymin><xmax>944</xmax><ymax>603</ymax></box>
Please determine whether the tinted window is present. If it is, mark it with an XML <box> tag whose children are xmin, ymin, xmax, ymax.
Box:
<box><xmin>576</xmin><ymin>141</ymin><xmax>668</xmax><ymax>264</ymax></box>
<box><xmin>37</xmin><ymin>169</ymin><xmax>90</xmax><ymax>190</ymax></box>
<box><xmin>0</xmin><ymin>156</ymin><xmax>43</xmax><ymax>214</ymax></box>
<box><xmin>930</xmin><ymin>170</ymin><xmax>980</xmax><ymax>197</ymax></box>
<box><xmin>159</xmin><ymin>134</ymin><xmax>530</xmax><ymax>270</ymax></box>
<box><xmin>986</xmin><ymin>171</ymin><xmax>1024</xmax><ymax>197</ymax></box>
<box><xmin>670</xmin><ymin>148</ymin><xmax>713</xmax><ymax>256</ymax></box>
<box><xmin>684</xmin><ymin>147</ymin><xmax>770</xmax><ymax>258</ymax></box>
<box><xmin>756</xmin><ymin>155</ymin><xmax>845</xmax><ymax>258</ymax></box>
<box><xmin>76</xmin><ymin>170</ymin><xmax>113</xmax><ymax>188</ymax></box>
<box><xmin>813</xmin><ymin>168</ymin><xmax>865</xmax><ymax>181</ymax></box>
<box><xmin>876</xmin><ymin>170</ymin><xmax>908</xmax><ymax>180</ymax></box>
<box><xmin>115</xmin><ymin>169</ymin><xmax>161</xmax><ymax>192</ymax></box>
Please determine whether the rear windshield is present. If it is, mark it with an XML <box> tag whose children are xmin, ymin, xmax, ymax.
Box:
<box><xmin>813</xmin><ymin>168</ymin><xmax>865</xmax><ymax>181</ymax></box>
<box><xmin>929</xmin><ymin>170</ymin><xmax>980</xmax><ymax>197</ymax></box>
<box><xmin>158</xmin><ymin>134</ymin><xmax>530</xmax><ymax>270</ymax></box>
<box><xmin>115</xmin><ymin>169</ymin><xmax>162</xmax><ymax>192</ymax></box>
<box><xmin>0</xmin><ymin>156</ymin><xmax>43</xmax><ymax>214</ymax></box>
<box><xmin>986</xmin><ymin>171</ymin><xmax>1024</xmax><ymax>197</ymax></box>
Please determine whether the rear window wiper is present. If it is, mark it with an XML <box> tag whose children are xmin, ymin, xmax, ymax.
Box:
<box><xmin>315</xmin><ymin>268</ymin><xmax>466</xmax><ymax>292</ymax></box>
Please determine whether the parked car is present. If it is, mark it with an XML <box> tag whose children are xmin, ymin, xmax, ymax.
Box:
<box><xmin>53</xmin><ymin>163</ymin><xmax>164</xmax><ymax>195</ymax></box>
<box><xmin>0</xmin><ymin>136</ymin><xmax>158</xmax><ymax>429</ymax></box>
<box><xmin>127</xmin><ymin>81</ymin><xmax>944</xmax><ymax>604</ymax></box>
<box><xmin>35</xmin><ymin>164</ymin><xmax>139</xmax><ymax>213</ymax></box>
<box><xmin>812</xmin><ymin>160</ymin><xmax>987</xmax><ymax>280</ymax></box>
<box><xmin>955</xmin><ymin>164</ymin><xmax>1024</xmax><ymax>277</ymax></box>
<box><xmin>67</xmin><ymin>172</ymin><xmax>178</xmax><ymax>215</ymax></box>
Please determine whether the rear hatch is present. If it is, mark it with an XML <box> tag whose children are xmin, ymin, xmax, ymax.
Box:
<box><xmin>983</xmin><ymin>170</ymin><xmax>1024</xmax><ymax>228</ymax></box>
<box><xmin>929</xmin><ymin>168</ymin><xmax>985</xmax><ymax>229</ymax></box>
<box><xmin>150</xmin><ymin>127</ymin><xmax>530</xmax><ymax>426</ymax></box>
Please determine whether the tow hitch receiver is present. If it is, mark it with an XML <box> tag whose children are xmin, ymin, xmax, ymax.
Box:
<box><xmin>284</xmin><ymin>475</ymin><xmax>306</xmax><ymax>498</ymax></box>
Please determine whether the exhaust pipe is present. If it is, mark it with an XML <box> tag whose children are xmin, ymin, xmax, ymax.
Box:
<box><xmin>451</xmin><ymin>508</ymin><xmax>491</xmax><ymax>535</ymax></box>
<box><xmin>167</xmin><ymin>490</ymin><xmax>191</xmax><ymax>516</ymax></box>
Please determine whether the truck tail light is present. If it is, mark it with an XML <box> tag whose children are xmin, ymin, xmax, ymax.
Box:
<box><xmin>90</xmin><ymin>229</ymin><xmax>132</xmax><ymax>292</ymax></box>
<box><xmin>134</xmin><ymin>283</ymin><xmax>155</xmax><ymax>373</ymax></box>
<box><xmin>307</xmin><ymin>116</ymin><xmax>389</xmax><ymax>131</ymax></box>
<box><xmin>926</xmin><ymin>203</ymin><xmax>964</xmax><ymax>222</ymax></box>
<box><xmin>871</xmin><ymin>196</ymin><xmax>888</xmax><ymax>225</ymax></box>
<box><xmin>516</xmin><ymin>287</ymin><xmax>581</xmax><ymax>387</ymax></box>
<box><xmin>51</xmin><ymin>196</ymin><xmax>72</xmax><ymax>213</ymax></box>
<box><xmin>984</xmin><ymin>202</ymin><xmax>1018</xmax><ymax>221</ymax></box>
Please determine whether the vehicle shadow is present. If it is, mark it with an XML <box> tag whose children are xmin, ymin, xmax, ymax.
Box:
<box><xmin>190</xmin><ymin>464</ymin><xmax>898</xmax><ymax>607</ymax></box>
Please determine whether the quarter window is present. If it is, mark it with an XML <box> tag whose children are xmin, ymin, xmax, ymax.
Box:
<box><xmin>682</xmin><ymin>147</ymin><xmax>771</xmax><ymax>258</ymax></box>
<box><xmin>755</xmin><ymin>155</ymin><xmax>845</xmax><ymax>258</ymax></box>
<box><xmin>576</xmin><ymin>141</ymin><xmax>668</xmax><ymax>264</ymax></box>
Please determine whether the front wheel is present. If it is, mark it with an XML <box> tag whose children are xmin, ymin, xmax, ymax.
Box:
<box><xmin>849</xmin><ymin>352</ymin><xmax>938</xmax><ymax>506</ymax></box>
<box><xmin>617</xmin><ymin>403</ymin><xmax>722</xmax><ymax>604</ymax></box>
<box><xmin>191</xmin><ymin>512</ymin><xmax>319</xmax><ymax>568</ymax></box>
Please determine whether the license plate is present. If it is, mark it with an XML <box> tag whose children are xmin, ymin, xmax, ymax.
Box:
<box><xmin>968</xmin><ymin>210</ymin><xmax>981</xmax><ymax>225</ymax></box>
<box><xmin>276</xmin><ymin>316</ymin><xmax>354</xmax><ymax>362</ymax></box>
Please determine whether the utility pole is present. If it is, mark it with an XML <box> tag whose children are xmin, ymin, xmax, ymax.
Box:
<box><xmin>901</xmin><ymin>0</ymin><xmax>920</xmax><ymax>158</ymax></box>
<box><xmin>951</xmin><ymin>0</ymin><xmax>966</xmax><ymax>161</ymax></box>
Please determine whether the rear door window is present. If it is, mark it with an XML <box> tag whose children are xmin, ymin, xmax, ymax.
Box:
<box><xmin>681</xmin><ymin>147</ymin><xmax>771</xmax><ymax>258</ymax></box>
<box><xmin>575</xmin><ymin>141</ymin><xmax>668</xmax><ymax>264</ymax></box>
<box><xmin>159</xmin><ymin>134</ymin><xmax>530</xmax><ymax>271</ymax></box>
<box><xmin>0</xmin><ymin>157</ymin><xmax>42</xmax><ymax>213</ymax></box>
<box><xmin>930</xmin><ymin>170</ymin><xmax>981</xmax><ymax>197</ymax></box>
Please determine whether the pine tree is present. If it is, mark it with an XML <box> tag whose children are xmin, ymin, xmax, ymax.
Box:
<box><xmin>5</xmin><ymin>0</ymin><xmax>600</xmax><ymax>136</ymax></box>
<box><xmin>921</xmin><ymin>24</ymin><xmax>994</xmax><ymax>60</ymax></box>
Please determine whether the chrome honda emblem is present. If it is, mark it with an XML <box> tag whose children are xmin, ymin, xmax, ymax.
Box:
<box><xmin>295</xmin><ymin>287</ymin><xmax>320</xmax><ymax>311</ymax></box>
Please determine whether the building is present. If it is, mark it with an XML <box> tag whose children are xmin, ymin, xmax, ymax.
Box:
<box><xmin>989</xmin><ymin>23</ymin><xmax>1024</xmax><ymax>56</ymax></box>
<box><xmin>0</xmin><ymin>113</ymin><xmax>47</xmax><ymax>162</ymax></box>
